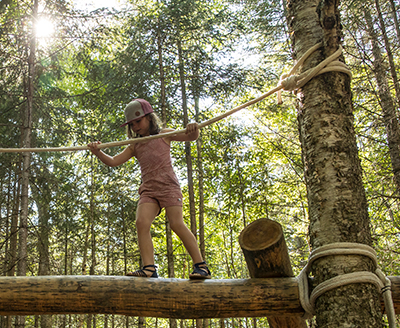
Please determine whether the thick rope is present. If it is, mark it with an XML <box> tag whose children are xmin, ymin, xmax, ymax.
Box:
<box><xmin>297</xmin><ymin>243</ymin><xmax>396</xmax><ymax>327</ymax></box>
<box><xmin>277</xmin><ymin>42</ymin><xmax>352</xmax><ymax>103</ymax></box>
<box><xmin>0</xmin><ymin>42</ymin><xmax>351</xmax><ymax>153</ymax></box>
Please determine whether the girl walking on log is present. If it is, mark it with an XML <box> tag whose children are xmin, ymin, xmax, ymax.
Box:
<box><xmin>88</xmin><ymin>99</ymin><xmax>211</xmax><ymax>279</ymax></box>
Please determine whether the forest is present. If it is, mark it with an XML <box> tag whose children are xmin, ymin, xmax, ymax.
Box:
<box><xmin>0</xmin><ymin>0</ymin><xmax>399</xmax><ymax>327</ymax></box>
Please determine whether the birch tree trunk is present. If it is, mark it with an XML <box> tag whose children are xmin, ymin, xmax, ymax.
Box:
<box><xmin>286</xmin><ymin>0</ymin><xmax>382</xmax><ymax>326</ymax></box>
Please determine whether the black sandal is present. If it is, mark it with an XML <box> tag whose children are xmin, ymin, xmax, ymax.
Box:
<box><xmin>189</xmin><ymin>261</ymin><xmax>211</xmax><ymax>279</ymax></box>
<box><xmin>127</xmin><ymin>264</ymin><xmax>158</xmax><ymax>278</ymax></box>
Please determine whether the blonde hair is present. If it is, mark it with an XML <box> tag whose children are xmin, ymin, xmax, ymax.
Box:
<box><xmin>127</xmin><ymin>112</ymin><xmax>162</xmax><ymax>139</ymax></box>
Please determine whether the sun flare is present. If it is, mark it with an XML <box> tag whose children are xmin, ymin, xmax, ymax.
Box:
<box><xmin>35</xmin><ymin>17</ymin><xmax>54</xmax><ymax>38</ymax></box>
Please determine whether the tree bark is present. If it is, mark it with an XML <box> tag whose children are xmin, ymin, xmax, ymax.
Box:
<box><xmin>287</xmin><ymin>0</ymin><xmax>382</xmax><ymax>326</ymax></box>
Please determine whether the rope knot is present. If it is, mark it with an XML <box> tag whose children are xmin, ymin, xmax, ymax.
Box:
<box><xmin>276</xmin><ymin>43</ymin><xmax>352</xmax><ymax>104</ymax></box>
<box><xmin>280</xmin><ymin>74</ymin><xmax>299</xmax><ymax>91</ymax></box>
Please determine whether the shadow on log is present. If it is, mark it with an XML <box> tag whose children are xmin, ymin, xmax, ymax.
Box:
<box><xmin>239</xmin><ymin>218</ymin><xmax>308</xmax><ymax>328</ymax></box>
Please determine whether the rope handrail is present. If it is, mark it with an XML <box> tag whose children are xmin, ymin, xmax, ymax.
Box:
<box><xmin>0</xmin><ymin>42</ymin><xmax>350</xmax><ymax>154</ymax></box>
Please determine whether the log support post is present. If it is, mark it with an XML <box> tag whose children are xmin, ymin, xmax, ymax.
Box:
<box><xmin>239</xmin><ymin>218</ymin><xmax>308</xmax><ymax>328</ymax></box>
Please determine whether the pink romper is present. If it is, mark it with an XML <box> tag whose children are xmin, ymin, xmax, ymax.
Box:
<box><xmin>133</xmin><ymin>137</ymin><xmax>183</xmax><ymax>209</ymax></box>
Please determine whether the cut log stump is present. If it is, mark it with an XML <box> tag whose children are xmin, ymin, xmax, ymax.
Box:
<box><xmin>239</xmin><ymin>218</ymin><xmax>308</xmax><ymax>328</ymax></box>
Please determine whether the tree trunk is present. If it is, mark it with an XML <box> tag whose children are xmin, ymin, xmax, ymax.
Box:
<box><xmin>81</xmin><ymin>158</ymin><xmax>93</xmax><ymax>276</ymax></box>
<box><xmin>236</xmin><ymin>157</ymin><xmax>247</xmax><ymax>228</ymax></box>
<box><xmin>375</xmin><ymin>0</ymin><xmax>400</xmax><ymax>109</ymax></box>
<box><xmin>121</xmin><ymin>198</ymin><xmax>128</xmax><ymax>275</ymax></box>
<box><xmin>286</xmin><ymin>0</ymin><xmax>382</xmax><ymax>326</ymax></box>
<box><xmin>18</xmin><ymin>0</ymin><xmax>38</xmax><ymax>278</ymax></box>
<box><xmin>138</xmin><ymin>316</ymin><xmax>145</xmax><ymax>328</ymax></box>
<box><xmin>34</xmin><ymin>172</ymin><xmax>52</xmax><ymax>328</ymax></box>
<box><xmin>64</xmin><ymin>222</ymin><xmax>69</xmax><ymax>275</ymax></box>
<box><xmin>105</xmin><ymin>206</ymin><xmax>111</xmax><ymax>328</ymax></box>
<box><xmin>157</xmin><ymin>27</ymin><xmax>178</xmax><ymax>328</ymax></box>
<box><xmin>177</xmin><ymin>37</ymin><xmax>197</xmax><ymax>239</ymax></box>
<box><xmin>166</xmin><ymin>219</ymin><xmax>177</xmax><ymax>328</ymax></box>
<box><xmin>2</xmin><ymin>171</ymin><xmax>13</xmax><ymax>328</ymax></box>
<box><xmin>194</xmin><ymin>97</ymin><xmax>208</xmax><ymax>328</ymax></box>
<box><xmin>16</xmin><ymin>1</ymin><xmax>38</xmax><ymax>326</ymax></box>
<box><xmin>8</xmin><ymin>163</ymin><xmax>20</xmax><ymax>277</ymax></box>
<box><xmin>194</xmin><ymin>97</ymin><xmax>205</xmax><ymax>259</ymax></box>
<box><xmin>166</xmin><ymin>220</ymin><xmax>175</xmax><ymax>278</ymax></box>
<box><xmin>157</xmin><ymin>21</ymin><xmax>167</xmax><ymax>125</ymax></box>
<box><xmin>388</xmin><ymin>0</ymin><xmax>400</xmax><ymax>42</ymax></box>
<box><xmin>364</xmin><ymin>7</ymin><xmax>400</xmax><ymax>194</ymax></box>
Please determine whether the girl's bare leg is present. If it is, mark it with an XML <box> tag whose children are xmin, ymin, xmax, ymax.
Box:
<box><xmin>135</xmin><ymin>202</ymin><xmax>160</xmax><ymax>275</ymax></box>
<box><xmin>165</xmin><ymin>206</ymin><xmax>203</xmax><ymax>264</ymax></box>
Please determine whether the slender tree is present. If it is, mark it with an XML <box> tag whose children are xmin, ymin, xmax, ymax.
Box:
<box><xmin>374</xmin><ymin>0</ymin><xmax>400</xmax><ymax>106</ymax></box>
<box><xmin>364</xmin><ymin>6</ymin><xmax>400</xmax><ymax>194</ymax></box>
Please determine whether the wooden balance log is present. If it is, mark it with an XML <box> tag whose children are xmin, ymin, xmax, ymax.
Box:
<box><xmin>239</xmin><ymin>218</ymin><xmax>308</xmax><ymax>328</ymax></box>
<box><xmin>0</xmin><ymin>275</ymin><xmax>304</xmax><ymax>318</ymax></box>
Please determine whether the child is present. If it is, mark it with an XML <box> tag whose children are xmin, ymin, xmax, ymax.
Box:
<box><xmin>88</xmin><ymin>98</ymin><xmax>211</xmax><ymax>279</ymax></box>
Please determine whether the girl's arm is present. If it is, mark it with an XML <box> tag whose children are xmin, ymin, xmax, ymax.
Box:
<box><xmin>87</xmin><ymin>141</ymin><xmax>134</xmax><ymax>167</ymax></box>
<box><xmin>163</xmin><ymin>122</ymin><xmax>200</xmax><ymax>142</ymax></box>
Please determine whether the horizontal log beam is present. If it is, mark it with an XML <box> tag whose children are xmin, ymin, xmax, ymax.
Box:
<box><xmin>0</xmin><ymin>275</ymin><xmax>398</xmax><ymax>318</ymax></box>
<box><xmin>0</xmin><ymin>275</ymin><xmax>304</xmax><ymax>318</ymax></box>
